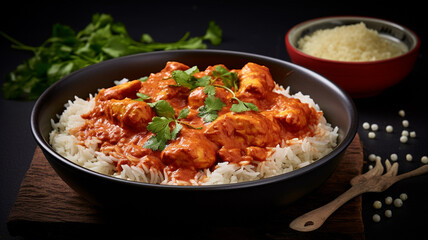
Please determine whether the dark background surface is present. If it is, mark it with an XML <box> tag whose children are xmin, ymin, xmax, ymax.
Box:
<box><xmin>1</xmin><ymin>1</ymin><xmax>427</xmax><ymax>239</ymax></box>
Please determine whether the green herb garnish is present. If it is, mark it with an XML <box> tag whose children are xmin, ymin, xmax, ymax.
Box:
<box><xmin>143</xmin><ymin>100</ymin><xmax>200</xmax><ymax>151</ymax></box>
<box><xmin>134</xmin><ymin>92</ymin><xmax>151</xmax><ymax>101</ymax></box>
<box><xmin>170</xmin><ymin>66</ymin><xmax>211</xmax><ymax>90</ymax></box>
<box><xmin>1</xmin><ymin>13</ymin><xmax>222</xmax><ymax>100</ymax></box>
<box><xmin>171</xmin><ymin>65</ymin><xmax>258</xmax><ymax>122</ymax></box>
<box><xmin>198</xmin><ymin>95</ymin><xmax>227</xmax><ymax>122</ymax></box>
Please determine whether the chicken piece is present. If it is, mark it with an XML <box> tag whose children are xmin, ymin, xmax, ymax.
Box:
<box><xmin>107</xmin><ymin>98</ymin><xmax>154</xmax><ymax>130</ymax></box>
<box><xmin>96</xmin><ymin>80</ymin><xmax>142</xmax><ymax>101</ymax></box>
<box><xmin>86</xmin><ymin>98</ymin><xmax>154</xmax><ymax>131</ymax></box>
<box><xmin>187</xmin><ymin>87</ymin><xmax>207</xmax><ymax>109</ymax></box>
<box><xmin>217</xmin><ymin>147</ymin><xmax>248</xmax><ymax>163</ymax></box>
<box><xmin>244</xmin><ymin>146</ymin><xmax>268</xmax><ymax>162</ymax></box>
<box><xmin>263</xmin><ymin>97</ymin><xmax>319</xmax><ymax>132</ymax></box>
<box><xmin>204</xmin><ymin>111</ymin><xmax>282</xmax><ymax>149</ymax></box>
<box><xmin>139</xmin><ymin>62</ymin><xmax>190</xmax><ymax>108</ymax></box>
<box><xmin>217</xmin><ymin>146</ymin><xmax>267</xmax><ymax>163</ymax></box>
<box><xmin>236</xmin><ymin>63</ymin><xmax>275</xmax><ymax>99</ymax></box>
<box><xmin>160</xmin><ymin>61</ymin><xmax>190</xmax><ymax>77</ymax></box>
<box><xmin>161</xmin><ymin>129</ymin><xmax>217</xmax><ymax>169</ymax></box>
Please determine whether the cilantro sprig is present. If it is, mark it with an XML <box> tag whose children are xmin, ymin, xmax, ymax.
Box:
<box><xmin>198</xmin><ymin>94</ymin><xmax>226</xmax><ymax>122</ymax></box>
<box><xmin>1</xmin><ymin>14</ymin><xmax>222</xmax><ymax>100</ymax></box>
<box><xmin>170</xmin><ymin>66</ymin><xmax>211</xmax><ymax>90</ymax></box>
<box><xmin>135</xmin><ymin>92</ymin><xmax>150</xmax><ymax>101</ymax></box>
<box><xmin>171</xmin><ymin>65</ymin><xmax>259</xmax><ymax>122</ymax></box>
<box><xmin>214</xmin><ymin>84</ymin><xmax>259</xmax><ymax>113</ymax></box>
<box><xmin>143</xmin><ymin>100</ymin><xmax>200</xmax><ymax>151</ymax></box>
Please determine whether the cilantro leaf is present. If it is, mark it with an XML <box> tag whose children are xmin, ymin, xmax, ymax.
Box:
<box><xmin>144</xmin><ymin>101</ymin><xmax>198</xmax><ymax>151</ymax></box>
<box><xmin>178</xmin><ymin>108</ymin><xmax>190</xmax><ymax>119</ymax></box>
<box><xmin>144</xmin><ymin>116</ymin><xmax>174</xmax><ymax>151</ymax></box>
<box><xmin>146</xmin><ymin>117</ymin><xmax>173</xmax><ymax>140</ymax></box>
<box><xmin>138</xmin><ymin>76</ymin><xmax>149</xmax><ymax>82</ymax></box>
<box><xmin>196</xmin><ymin>76</ymin><xmax>211</xmax><ymax>87</ymax></box>
<box><xmin>184</xmin><ymin>66</ymin><xmax>200</xmax><ymax>75</ymax></box>
<box><xmin>147</xmin><ymin>100</ymin><xmax>175</xmax><ymax>119</ymax></box>
<box><xmin>171</xmin><ymin>66</ymin><xmax>211</xmax><ymax>90</ymax></box>
<box><xmin>143</xmin><ymin>135</ymin><xmax>167</xmax><ymax>151</ymax></box>
<box><xmin>198</xmin><ymin>95</ymin><xmax>226</xmax><ymax>122</ymax></box>
<box><xmin>171</xmin><ymin>70</ymin><xmax>196</xmax><ymax>89</ymax></box>
<box><xmin>230</xmin><ymin>98</ymin><xmax>259</xmax><ymax>113</ymax></box>
<box><xmin>203</xmin><ymin>85</ymin><xmax>216</xmax><ymax>96</ymax></box>
<box><xmin>213</xmin><ymin>65</ymin><xmax>239</xmax><ymax>90</ymax></box>
<box><xmin>135</xmin><ymin>92</ymin><xmax>151</xmax><ymax>101</ymax></box>
<box><xmin>203</xmin><ymin>21</ymin><xmax>222</xmax><ymax>46</ymax></box>
<box><xmin>170</xmin><ymin>122</ymin><xmax>183</xmax><ymax>140</ymax></box>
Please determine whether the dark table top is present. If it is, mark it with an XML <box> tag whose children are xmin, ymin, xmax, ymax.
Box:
<box><xmin>1</xmin><ymin>1</ymin><xmax>426</xmax><ymax>239</ymax></box>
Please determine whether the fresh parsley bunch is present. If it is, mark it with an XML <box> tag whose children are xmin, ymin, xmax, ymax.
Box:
<box><xmin>1</xmin><ymin>13</ymin><xmax>222</xmax><ymax>100</ymax></box>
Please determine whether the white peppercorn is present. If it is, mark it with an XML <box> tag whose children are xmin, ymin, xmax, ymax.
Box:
<box><xmin>373</xmin><ymin>200</ymin><xmax>382</xmax><ymax>209</ymax></box>
<box><xmin>394</xmin><ymin>198</ymin><xmax>403</xmax><ymax>207</ymax></box>
<box><xmin>368</xmin><ymin>154</ymin><xmax>377</xmax><ymax>162</ymax></box>
<box><xmin>385</xmin><ymin>209</ymin><xmax>392</xmax><ymax>218</ymax></box>
<box><xmin>372</xmin><ymin>214</ymin><xmax>381</xmax><ymax>222</ymax></box>
<box><xmin>362</xmin><ymin>122</ymin><xmax>370</xmax><ymax>129</ymax></box>
<box><xmin>400</xmin><ymin>193</ymin><xmax>408</xmax><ymax>201</ymax></box>
<box><xmin>385</xmin><ymin>196</ymin><xmax>393</xmax><ymax>205</ymax></box>
<box><xmin>421</xmin><ymin>156</ymin><xmax>428</xmax><ymax>164</ymax></box>
<box><xmin>402</xmin><ymin>120</ymin><xmax>409</xmax><ymax>127</ymax></box>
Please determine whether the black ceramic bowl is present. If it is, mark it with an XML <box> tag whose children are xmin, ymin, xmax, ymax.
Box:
<box><xmin>31</xmin><ymin>49</ymin><xmax>357</xmax><ymax>216</ymax></box>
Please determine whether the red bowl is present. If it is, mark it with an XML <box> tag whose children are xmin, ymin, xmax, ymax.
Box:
<box><xmin>285</xmin><ymin>16</ymin><xmax>420</xmax><ymax>98</ymax></box>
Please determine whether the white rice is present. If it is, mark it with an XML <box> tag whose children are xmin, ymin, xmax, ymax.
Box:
<box><xmin>49</xmin><ymin>82</ymin><xmax>338</xmax><ymax>185</ymax></box>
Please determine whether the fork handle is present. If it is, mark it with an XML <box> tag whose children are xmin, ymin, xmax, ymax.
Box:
<box><xmin>395</xmin><ymin>165</ymin><xmax>428</xmax><ymax>182</ymax></box>
<box><xmin>289</xmin><ymin>185</ymin><xmax>365</xmax><ymax>232</ymax></box>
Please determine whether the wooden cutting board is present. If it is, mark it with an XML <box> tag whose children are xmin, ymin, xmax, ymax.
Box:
<box><xmin>7</xmin><ymin>134</ymin><xmax>364</xmax><ymax>239</ymax></box>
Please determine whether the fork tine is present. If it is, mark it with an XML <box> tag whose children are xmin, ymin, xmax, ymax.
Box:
<box><xmin>385</xmin><ymin>160</ymin><xmax>392</xmax><ymax>172</ymax></box>
<box><xmin>365</xmin><ymin>158</ymin><xmax>384</xmax><ymax>177</ymax></box>
<box><xmin>351</xmin><ymin>158</ymin><xmax>384</xmax><ymax>185</ymax></box>
<box><xmin>384</xmin><ymin>162</ymin><xmax>399</xmax><ymax>177</ymax></box>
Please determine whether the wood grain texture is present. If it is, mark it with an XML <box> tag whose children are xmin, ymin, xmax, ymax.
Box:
<box><xmin>8</xmin><ymin>135</ymin><xmax>364</xmax><ymax>240</ymax></box>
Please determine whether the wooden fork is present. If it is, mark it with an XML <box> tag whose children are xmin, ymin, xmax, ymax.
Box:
<box><xmin>289</xmin><ymin>159</ymin><xmax>428</xmax><ymax>232</ymax></box>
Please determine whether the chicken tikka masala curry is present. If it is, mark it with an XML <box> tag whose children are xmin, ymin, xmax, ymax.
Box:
<box><xmin>72</xmin><ymin>62</ymin><xmax>321</xmax><ymax>184</ymax></box>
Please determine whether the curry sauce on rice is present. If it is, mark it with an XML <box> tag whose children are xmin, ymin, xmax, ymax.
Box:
<box><xmin>49</xmin><ymin>62</ymin><xmax>338</xmax><ymax>185</ymax></box>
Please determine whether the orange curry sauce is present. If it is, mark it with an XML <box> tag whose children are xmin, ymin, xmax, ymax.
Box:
<box><xmin>73</xmin><ymin>62</ymin><xmax>321</xmax><ymax>184</ymax></box>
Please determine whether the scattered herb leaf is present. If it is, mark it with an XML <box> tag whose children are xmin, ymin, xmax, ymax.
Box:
<box><xmin>135</xmin><ymin>92</ymin><xmax>151</xmax><ymax>101</ymax></box>
<box><xmin>147</xmin><ymin>100</ymin><xmax>176</xmax><ymax>119</ymax></box>
<box><xmin>198</xmin><ymin>95</ymin><xmax>226</xmax><ymax>122</ymax></box>
<box><xmin>138</xmin><ymin>76</ymin><xmax>149</xmax><ymax>82</ymax></box>
<box><xmin>212</xmin><ymin>65</ymin><xmax>239</xmax><ymax>90</ymax></box>
<box><xmin>203</xmin><ymin>85</ymin><xmax>216</xmax><ymax>96</ymax></box>
<box><xmin>144</xmin><ymin>101</ymin><xmax>199</xmax><ymax>151</ymax></box>
<box><xmin>177</xmin><ymin>107</ymin><xmax>190</xmax><ymax>119</ymax></box>
<box><xmin>230</xmin><ymin>98</ymin><xmax>259</xmax><ymax>112</ymax></box>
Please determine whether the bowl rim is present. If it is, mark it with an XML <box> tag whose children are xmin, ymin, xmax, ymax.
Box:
<box><xmin>285</xmin><ymin>15</ymin><xmax>421</xmax><ymax>65</ymax></box>
<box><xmin>30</xmin><ymin>49</ymin><xmax>358</xmax><ymax>191</ymax></box>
